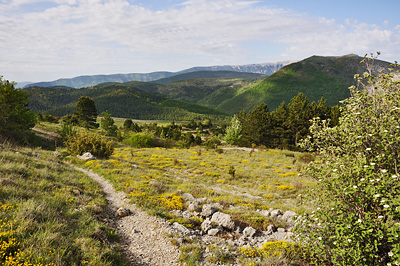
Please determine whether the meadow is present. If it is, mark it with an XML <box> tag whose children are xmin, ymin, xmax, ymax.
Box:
<box><xmin>68</xmin><ymin>141</ymin><xmax>315</xmax><ymax>232</ymax></box>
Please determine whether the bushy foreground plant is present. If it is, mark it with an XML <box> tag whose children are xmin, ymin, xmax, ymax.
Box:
<box><xmin>296</xmin><ymin>54</ymin><xmax>400</xmax><ymax>265</ymax></box>
<box><xmin>65</xmin><ymin>131</ymin><xmax>114</xmax><ymax>158</ymax></box>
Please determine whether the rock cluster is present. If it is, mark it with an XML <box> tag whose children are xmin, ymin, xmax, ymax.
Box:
<box><xmin>168</xmin><ymin>193</ymin><xmax>296</xmax><ymax>250</ymax></box>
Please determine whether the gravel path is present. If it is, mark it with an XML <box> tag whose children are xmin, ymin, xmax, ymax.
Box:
<box><xmin>71</xmin><ymin>165</ymin><xmax>182</xmax><ymax>266</ymax></box>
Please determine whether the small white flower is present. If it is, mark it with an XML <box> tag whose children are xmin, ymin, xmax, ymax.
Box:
<box><xmin>348</xmin><ymin>239</ymin><xmax>352</xmax><ymax>242</ymax></box>
<box><xmin>389</xmin><ymin>251</ymin><xmax>394</xmax><ymax>257</ymax></box>
<box><xmin>370</xmin><ymin>162</ymin><xmax>376</xmax><ymax>166</ymax></box>
<box><xmin>366</xmin><ymin>148</ymin><xmax>372</xmax><ymax>151</ymax></box>
<box><xmin>360</xmin><ymin>178</ymin><xmax>365</xmax><ymax>181</ymax></box>
<box><xmin>357</xmin><ymin>219</ymin><xmax>362</xmax><ymax>223</ymax></box>
<box><xmin>364</xmin><ymin>165</ymin><xmax>368</xmax><ymax>168</ymax></box>
<box><xmin>376</xmin><ymin>178</ymin><xmax>380</xmax><ymax>182</ymax></box>
<box><xmin>388</xmin><ymin>263</ymin><xmax>392</xmax><ymax>266</ymax></box>
<box><xmin>381</xmin><ymin>169</ymin><xmax>388</xmax><ymax>173</ymax></box>
<box><xmin>318</xmin><ymin>237</ymin><xmax>322</xmax><ymax>240</ymax></box>
<box><xmin>374</xmin><ymin>194</ymin><xmax>381</xmax><ymax>198</ymax></box>
<box><xmin>353</xmin><ymin>185</ymin><xmax>358</xmax><ymax>189</ymax></box>
<box><xmin>333</xmin><ymin>169</ymin><xmax>338</xmax><ymax>172</ymax></box>
<box><xmin>378</xmin><ymin>215</ymin><xmax>384</xmax><ymax>219</ymax></box>
<box><xmin>384</xmin><ymin>204</ymin><xmax>390</xmax><ymax>208</ymax></box>
<box><xmin>333</xmin><ymin>241</ymin><xmax>337</xmax><ymax>245</ymax></box>
<box><xmin>392</xmin><ymin>175</ymin><xmax>398</xmax><ymax>178</ymax></box>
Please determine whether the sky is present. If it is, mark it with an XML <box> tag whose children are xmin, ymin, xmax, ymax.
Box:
<box><xmin>1</xmin><ymin>0</ymin><xmax>400</xmax><ymax>83</ymax></box>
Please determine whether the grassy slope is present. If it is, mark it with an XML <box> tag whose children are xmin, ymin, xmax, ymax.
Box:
<box><xmin>0</xmin><ymin>144</ymin><xmax>126</xmax><ymax>265</ymax></box>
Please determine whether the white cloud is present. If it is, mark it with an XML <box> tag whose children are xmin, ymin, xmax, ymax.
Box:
<box><xmin>1</xmin><ymin>0</ymin><xmax>400</xmax><ymax>82</ymax></box>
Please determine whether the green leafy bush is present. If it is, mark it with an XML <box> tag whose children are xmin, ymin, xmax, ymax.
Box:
<box><xmin>124</xmin><ymin>133</ymin><xmax>155</xmax><ymax>148</ymax></box>
<box><xmin>65</xmin><ymin>131</ymin><xmax>114</xmax><ymax>158</ymax></box>
<box><xmin>296</xmin><ymin>54</ymin><xmax>400</xmax><ymax>265</ymax></box>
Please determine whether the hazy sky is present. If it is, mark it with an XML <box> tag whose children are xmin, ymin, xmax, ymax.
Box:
<box><xmin>1</xmin><ymin>0</ymin><xmax>399</xmax><ymax>83</ymax></box>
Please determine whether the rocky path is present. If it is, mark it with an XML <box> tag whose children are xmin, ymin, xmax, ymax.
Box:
<box><xmin>70</xmin><ymin>165</ymin><xmax>182</xmax><ymax>266</ymax></box>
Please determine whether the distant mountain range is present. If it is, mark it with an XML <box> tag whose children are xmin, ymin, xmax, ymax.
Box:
<box><xmin>22</xmin><ymin>61</ymin><xmax>293</xmax><ymax>89</ymax></box>
<box><xmin>24</xmin><ymin>54</ymin><xmax>393</xmax><ymax>120</ymax></box>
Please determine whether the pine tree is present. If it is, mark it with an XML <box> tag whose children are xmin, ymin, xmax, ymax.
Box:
<box><xmin>76</xmin><ymin>96</ymin><xmax>98</xmax><ymax>128</ymax></box>
<box><xmin>100</xmin><ymin>111</ymin><xmax>118</xmax><ymax>137</ymax></box>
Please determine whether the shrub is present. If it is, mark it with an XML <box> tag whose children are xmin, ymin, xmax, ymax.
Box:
<box><xmin>124</xmin><ymin>133</ymin><xmax>155</xmax><ymax>148</ymax></box>
<box><xmin>296</xmin><ymin>54</ymin><xmax>400</xmax><ymax>265</ymax></box>
<box><xmin>65</xmin><ymin>131</ymin><xmax>114</xmax><ymax>158</ymax></box>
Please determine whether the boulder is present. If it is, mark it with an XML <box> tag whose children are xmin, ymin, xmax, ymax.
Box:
<box><xmin>281</xmin><ymin>210</ymin><xmax>296</xmax><ymax>224</ymax></box>
<box><xmin>77</xmin><ymin>152</ymin><xmax>95</xmax><ymax>160</ymax></box>
<box><xmin>172</xmin><ymin>222</ymin><xmax>191</xmax><ymax>236</ymax></box>
<box><xmin>182</xmin><ymin>193</ymin><xmax>195</xmax><ymax>201</ymax></box>
<box><xmin>207</xmin><ymin>228</ymin><xmax>220</xmax><ymax>236</ymax></box>
<box><xmin>243</xmin><ymin>227</ymin><xmax>256</xmax><ymax>238</ymax></box>
<box><xmin>201</xmin><ymin>218</ymin><xmax>213</xmax><ymax>233</ymax></box>
<box><xmin>201</xmin><ymin>204</ymin><xmax>217</xmax><ymax>217</ymax></box>
<box><xmin>270</xmin><ymin>209</ymin><xmax>283</xmax><ymax>218</ymax></box>
<box><xmin>211</xmin><ymin>212</ymin><xmax>235</xmax><ymax>230</ymax></box>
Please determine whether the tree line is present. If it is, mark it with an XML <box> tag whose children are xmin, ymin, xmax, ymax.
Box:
<box><xmin>225</xmin><ymin>92</ymin><xmax>340</xmax><ymax>150</ymax></box>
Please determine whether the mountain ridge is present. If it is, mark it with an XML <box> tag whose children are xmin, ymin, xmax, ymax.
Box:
<box><xmin>23</xmin><ymin>61</ymin><xmax>293</xmax><ymax>88</ymax></box>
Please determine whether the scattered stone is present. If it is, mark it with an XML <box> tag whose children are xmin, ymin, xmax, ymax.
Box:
<box><xmin>201</xmin><ymin>204</ymin><xmax>217</xmax><ymax>217</ymax></box>
<box><xmin>207</xmin><ymin>228</ymin><xmax>220</xmax><ymax>236</ymax></box>
<box><xmin>281</xmin><ymin>210</ymin><xmax>296</xmax><ymax>225</ymax></box>
<box><xmin>172</xmin><ymin>222</ymin><xmax>191</xmax><ymax>236</ymax></box>
<box><xmin>277</xmin><ymin>228</ymin><xmax>286</xmax><ymax>233</ymax></box>
<box><xmin>131</xmin><ymin>164</ymin><xmax>139</xmax><ymax>169</ymax></box>
<box><xmin>270</xmin><ymin>209</ymin><xmax>283</xmax><ymax>218</ymax></box>
<box><xmin>201</xmin><ymin>218</ymin><xmax>213</xmax><ymax>233</ymax></box>
<box><xmin>243</xmin><ymin>227</ymin><xmax>256</xmax><ymax>238</ymax></box>
<box><xmin>182</xmin><ymin>193</ymin><xmax>195</xmax><ymax>201</ymax></box>
<box><xmin>77</xmin><ymin>152</ymin><xmax>95</xmax><ymax>160</ymax></box>
<box><xmin>211</xmin><ymin>212</ymin><xmax>235</xmax><ymax>230</ymax></box>
<box><xmin>116</xmin><ymin>207</ymin><xmax>131</xmax><ymax>218</ymax></box>
<box><xmin>73</xmin><ymin>189</ymin><xmax>81</xmax><ymax>196</ymax></box>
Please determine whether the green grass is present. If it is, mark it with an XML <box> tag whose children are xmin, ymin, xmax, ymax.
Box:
<box><xmin>0</xmin><ymin>144</ymin><xmax>126</xmax><ymax>265</ymax></box>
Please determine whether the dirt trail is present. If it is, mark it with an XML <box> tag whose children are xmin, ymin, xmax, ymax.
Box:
<box><xmin>70</xmin><ymin>165</ymin><xmax>181</xmax><ymax>266</ymax></box>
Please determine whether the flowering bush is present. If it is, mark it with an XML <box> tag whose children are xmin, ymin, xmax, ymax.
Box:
<box><xmin>296</xmin><ymin>54</ymin><xmax>400</xmax><ymax>265</ymax></box>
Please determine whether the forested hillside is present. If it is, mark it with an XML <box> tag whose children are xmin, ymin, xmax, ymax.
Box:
<box><xmin>24</xmin><ymin>82</ymin><xmax>229</xmax><ymax>121</ymax></box>
<box><xmin>215</xmin><ymin>54</ymin><xmax>392</xmax><ymax>113</ymax></box>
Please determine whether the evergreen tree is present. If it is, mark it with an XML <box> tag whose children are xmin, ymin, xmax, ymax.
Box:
<box><xmin>270</xmin><ymin>101</ymin><xmax>289</xmax><ymax>148</ymax></box>
<box><xmin>76</xmin><ymin>96</ymin><xmax>98</xmax><ymax>128</ymax></box>
<box><xmin>0</xmin><ymin>77</ymin><xmax>35</xmax><ymax>138</ymax></box>
<box><xmin>286</xmin><ymin>93</ymin><xmax>311</xmax><ymax>147</ymax></box>
<box><xmin>240</xmin><ymin>103</ymin><xmax>272</xmax><ymax>147</ymax></box>
<box><xmin>100</xmin><ymin>111</ymin><xmax>118</xmax><ymax>137</ymax></box>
